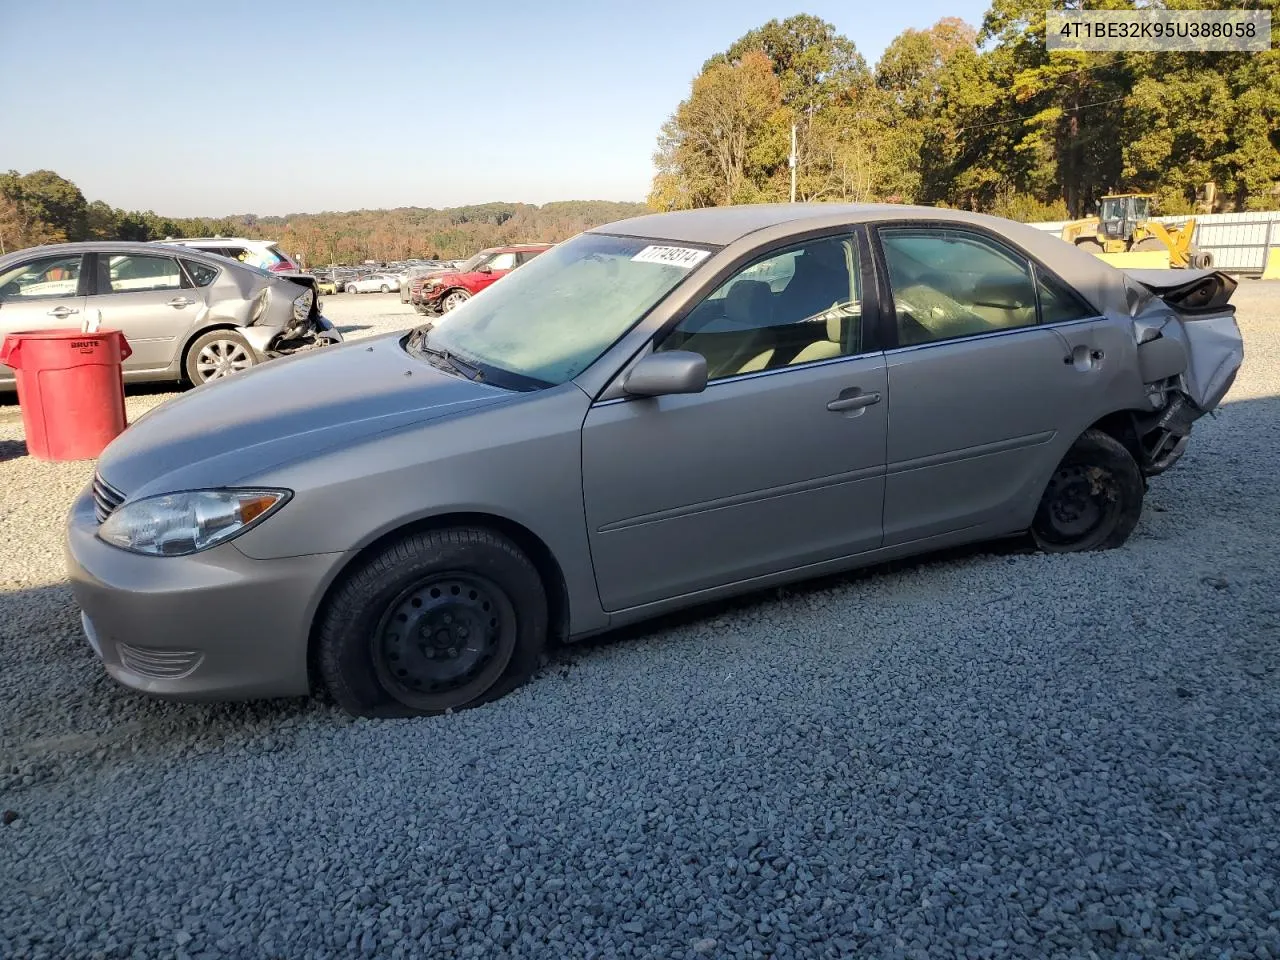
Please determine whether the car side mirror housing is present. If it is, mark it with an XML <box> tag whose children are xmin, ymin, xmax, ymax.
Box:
<box><xmin>623</xmin><ymin>351</ymin><xmax>708</xmax><ymax>398</ymax></box>
<box><xmin>478</xmin><ymin>265</ymin><xmax>493</xmax><ymax>274</ymax></box>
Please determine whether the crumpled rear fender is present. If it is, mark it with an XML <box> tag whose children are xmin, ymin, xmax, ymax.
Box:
<box><xmin>238</xmin><ymin>325</ymin><xmax>277</xmax><ymax>359</ymax></box>
<box><xmin>1122</xmin><ymin>271</ymin><xmax>1244</xmax><ymax>475</ymax></box>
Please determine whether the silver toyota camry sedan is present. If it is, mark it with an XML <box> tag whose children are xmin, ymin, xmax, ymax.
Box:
<box><xmin>66</xmin><ymin>204</ymin><xmax>1244</xmax><ymax>717</ymax></box>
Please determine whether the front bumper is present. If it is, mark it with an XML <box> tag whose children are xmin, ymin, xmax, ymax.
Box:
<box><xmin>420</xmin><ymin>287</ymin><xmax>449</xmax><ymax>311</ymax></box>
<box><xmin>65</xmin><ymin>485</ymin><xmax>344</xmax><ymax>701</ymax></box>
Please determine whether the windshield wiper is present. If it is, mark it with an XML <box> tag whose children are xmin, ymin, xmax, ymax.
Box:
<box><xmin>406</xmin><ymin>323</ymin><xmax>483</xmax><ymax>381</ymax></box>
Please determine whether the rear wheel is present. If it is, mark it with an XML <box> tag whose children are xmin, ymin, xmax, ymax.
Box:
<box><xmin>316</xmin><ymin>528</ymin><xmax>548</xmax><ymax>717</ymax></box>
<box><xmin>185</xmin><ymin>330</ymin><xmax>257</xmax><ymax>385</ymax></box>
<box><xmin>441</xmin><ymin>289</ymin><xmax>471</xmax><ymax>312</ymax></box>
<box><xmin>1031</xmin><ymin>429</ymin><xmax>1144</xmax><ymax>553</ymax></box>
<box><xmin>345</xmin><ymin>283</ymin><xmax>358</xmax><ymax>294</ymax></box>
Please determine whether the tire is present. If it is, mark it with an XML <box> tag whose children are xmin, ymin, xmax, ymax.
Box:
<box><xmin>345</xmin><ymin>284</ymin><xmax>358</xmax><ymax>294</ymax></box>
<box><xmin>185</xmin><ymin>329</ymin><xmax>257</xmax><ymax>386</ymax></box>
<box><xmin>380</xmin><ymin>285</ymin><xmax>390</xmax><ymax>293</ymax></box>
<box><xmin>1075</xmin><ymin>238</ymin><xmax>1104</xmax><ymax>253</ymax></box>
<box><xmin>316</xmin><ymin>527</ymin><xmax>548</xmax><ymax>718</ymax></box>
<box><xmin>1031</xmin><ymin>429</ymin><xmax>1144</xmax><ymax>553</ymax></box>
<box><xmin>441</xmin><ymin>289</ymin><xmax>471</xmax><ymax>312</ymax></box>
<box><xmin>1132</xmin><ymin>237</ymin><xmax>1166</xmax><ymax>252</ymax></box>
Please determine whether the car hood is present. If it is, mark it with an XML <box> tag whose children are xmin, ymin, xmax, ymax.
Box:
<box><xmin>97</xmin><ymin>333</ymin><xmax>513</xmax><ymax>498</ymax></box>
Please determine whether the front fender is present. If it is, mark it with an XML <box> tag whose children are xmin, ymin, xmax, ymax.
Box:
<box><xmin>230</xmin><ymin>383</ymin><xmax>609</xmax><ymax>636</ymax></box>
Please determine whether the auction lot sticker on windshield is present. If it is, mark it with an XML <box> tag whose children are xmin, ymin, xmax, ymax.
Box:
<box><xmin>631</xmin><ymin>245</ymin><xmax>711</xmax><ymax>268</ymax></box>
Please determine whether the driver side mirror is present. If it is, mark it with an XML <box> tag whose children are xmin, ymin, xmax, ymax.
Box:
<box><xmin>623</xmin><ymin>351</ymin><xmax>707</xmax><ymax>398</ymax></box>
<box><xmin>477</xmin><ymin>265</ymin><xmax>493</xmax><ymax>274</ymax></box>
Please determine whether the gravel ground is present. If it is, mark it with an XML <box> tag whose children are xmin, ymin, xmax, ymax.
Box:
<box><xmin>2</xmin><ymin>286</ymin><xmax>1278</xmax><ymax>959</ymax></box>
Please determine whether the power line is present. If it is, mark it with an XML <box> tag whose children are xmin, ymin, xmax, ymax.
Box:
<box><xmin>953</xmin><ymin>95</ymin><xmax>1129</xmax><ymax>134</ymax></box>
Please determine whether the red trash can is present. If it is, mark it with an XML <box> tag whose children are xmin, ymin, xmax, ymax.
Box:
<box><xmin>0</xmin><ymin>329</ymin><xmax>132</xmax><ymax>461</ymax></box>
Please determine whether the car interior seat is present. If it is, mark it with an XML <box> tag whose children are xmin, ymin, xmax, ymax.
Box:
<box><xmin>891</xmin><ymin>268</ymin><xmax>1036</xmax><ymax>345</ymax></box>
<box><xmin>735</xmin><ymin>301</ymin><xmax>858</xmax><ymax>374</ymax></box>
<box><xmin>669</xmin><ymin>279</ymin><xmax>775</xmax><ymax>379</ymax></box>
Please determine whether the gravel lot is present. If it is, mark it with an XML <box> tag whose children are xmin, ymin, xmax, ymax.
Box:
<box><xmin>2</xmin><ymin>286</ymin><xmax>1278</xmax><ymax>959</ymax></box>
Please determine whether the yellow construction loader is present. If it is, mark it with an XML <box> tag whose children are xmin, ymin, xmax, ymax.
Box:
<box><xmin>1060</xmin><ymin>194</ymin><xmax>1212</xmax><ymax>269</ymax></box>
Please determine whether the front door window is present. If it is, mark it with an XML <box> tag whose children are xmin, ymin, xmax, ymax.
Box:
<box><xmin>656</xmin><ymin>235</ymin><xmax>862</xmax><ymax>381</ymax></box>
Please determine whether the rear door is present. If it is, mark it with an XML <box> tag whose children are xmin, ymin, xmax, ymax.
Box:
<box><xmin>871</xmin><ymin>223</ymin><xmax>1107</xmax><ymax>545</ymax></box>
<box><xmin>0</xmin><ymin>252</ymin><xmax>88</xmax><ymax>386</ymax></box>
<box><xmin>86</xmin><ymin>252</ymin><xmax>201</xmax><ymax>373</ymax></box>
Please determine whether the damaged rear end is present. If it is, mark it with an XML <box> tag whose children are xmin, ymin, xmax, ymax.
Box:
<box><xmin>1124</xmin><ymin>269</ymin><xmax>1244</xmax><ymax>475</ymax></box>
<box><xmin>256</xmin><ymin>271</ymin><xmax>343</xmax><ymax>359</ymax></box>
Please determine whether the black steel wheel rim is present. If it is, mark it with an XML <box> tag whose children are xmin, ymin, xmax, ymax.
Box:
<box><xmin>1034</xmin><ymin>464</ymin><xmax>1119</xmax><ymax>546</ymax></box>
<box><xmin>372</xmin><ymin>572</ymin><xmax>517</xmax><ymax>711</ymax></box>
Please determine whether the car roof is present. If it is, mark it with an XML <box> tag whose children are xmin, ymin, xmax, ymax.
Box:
<box><xmin>486</xmin><ymin>243</ymin><xmax>552</xmax><ymax>254</ymax></box>
<box><xmin>0</xmin><ymin>240</ymin><xmax>244</xmax><ymax>262</ymax></box>
<box><xmin>163</xmin><ymin>237</ymin><xmax>277</xmax><ymax>245</ymax></box>
<box><xmin>588</xmin><ymin>202</ymin><xmax>1131</xmax><ymax>319</ymax></box>
<box><xmin>588</xmin><ymin>203</ymin><xmax>1048</xmax><ymax>246</ymax></box>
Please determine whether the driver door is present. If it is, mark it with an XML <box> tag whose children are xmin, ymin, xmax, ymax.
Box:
<box><xmin>580</xmin><ymin>231</ymin><xmax>888</xmax><ymax>612</ymax></box>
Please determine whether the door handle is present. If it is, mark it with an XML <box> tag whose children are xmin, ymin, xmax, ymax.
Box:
<box><xmin>166</xmin><ymin>297</ymin><xmax>195</xmax><ymax>308</ymax></box>
<box><xmin>47</xmin><ymin>306</ymin><xmax>79</xmax><ymax>318</ymax></box>
<box><xmin>827</xmin><ymin>390</ymin><xmax>881</xmax><ymax>412</ymax></box>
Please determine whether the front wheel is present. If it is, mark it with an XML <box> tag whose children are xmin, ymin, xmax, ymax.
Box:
<box><xmin>345</xmin><ymin>284</ymin><xmax>358</xmax><ymax>294</ymax></box>
<box><xmin>185</xmin><ymin>330</ymin><xmax>257</xmax><ymax>385</ymax></box>
<box><xmin>441</xmin><ymin>289</ymin><xmax>470</xmax><ymax>312</ymax></box>
<box><xmin>316</xmin><ymin>528</ymin><xmax>548</xmax><ymax>717</ymax></box>
<box><xmin>1031</xmin><ymin>429</ymin><xmax>1144</xmax><ymax>552</ymax></box>
<box><xmin>380</xmin><ymin>285</ymin><xmax>390</xmax><ymax>293</ymax></box>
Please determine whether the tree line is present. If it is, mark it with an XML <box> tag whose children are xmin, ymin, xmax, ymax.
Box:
<box><xmin>0</xmin><ymin>170</ymin><xmax>646</xmax><ymax>264</ymax></box>
<box><xmin>650</xmin><ymin>1</ymin><xmax>1280</xmax><ymax>219</ymax></box>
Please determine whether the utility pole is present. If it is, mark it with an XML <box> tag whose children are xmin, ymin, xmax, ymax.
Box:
<box><xmin>789</xmin><ymin>123</ymin><xmax>797</xmax><ymax>203</ymax></box>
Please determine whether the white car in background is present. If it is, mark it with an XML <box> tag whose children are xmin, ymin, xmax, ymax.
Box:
<box><xmin>156</xmin><ymin>237</ymin><xmax>302</xmax><ymax>274</ymax></box>
<box><xmin>344</xmin><ymin>273</ymin><xmax>401</xmax><ymax>294</ymax></box>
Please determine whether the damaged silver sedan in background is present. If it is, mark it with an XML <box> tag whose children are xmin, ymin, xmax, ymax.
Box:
<box><xmin>67</xmin><ymin>204</ymin><xmax>1243</xmax><ymax>718</ymax></box>
<box><xmin>0</xmin><ymin>241</ymin><xmax>341</xmax><ymax>389</ymax></box>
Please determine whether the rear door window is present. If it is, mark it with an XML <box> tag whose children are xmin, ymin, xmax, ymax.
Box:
<box><xmin>100</xmin><ymin>255</ymin><xmax>185</xmax><ymax>294</ymax></box>
<box><xmin>878</xmin><ymin>228</ymin><xmax>1039</xmax><ymax>345</ymax></box>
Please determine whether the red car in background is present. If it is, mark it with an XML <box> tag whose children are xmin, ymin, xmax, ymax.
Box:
<box><xmin>418</xmin><ymin>243</ymin><xmax>552</xmax><ymax>315</ymax></box>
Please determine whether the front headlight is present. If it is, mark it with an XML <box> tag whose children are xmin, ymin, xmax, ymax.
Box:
<box><xmin>98</xmin><ymin>489</ymin><xmax>291</xmax><ymax>556</ymax></box>
<box><xmin>292</xmin><ymin>288</ymin><xmax>315</xmax><ymax>322</ymax></box>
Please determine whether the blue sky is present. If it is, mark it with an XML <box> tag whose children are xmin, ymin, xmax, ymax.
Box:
<box><xmin>3</xmin><ymin>0</ymin><xmax>990</xmax><ymax>216</ymax></box>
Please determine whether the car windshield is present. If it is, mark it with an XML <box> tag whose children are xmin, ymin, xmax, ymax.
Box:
<box><xmin>410</xmin><ymin>232</ymin><xmax>709</xmax><ymax>388</ymax></box>
<box><xmin>455</xmin><ymin>252</ymin><xmax>489</xmax><ymax>273</ymax></box>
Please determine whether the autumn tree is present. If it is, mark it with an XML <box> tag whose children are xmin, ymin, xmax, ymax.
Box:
<box><xmin>650</xmin><ymin>50</ymin><xmax>789</xmax><ymax>209</ymax></box>
<box><xmin>874</xmin><ymin>18</ymin><xmax>978</xmax><ymax>202</ymax></box>
<box><xmin>651</xmin><ymin>3</ymin><xmax>1280</xmax><ymax>217</ymax></box>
